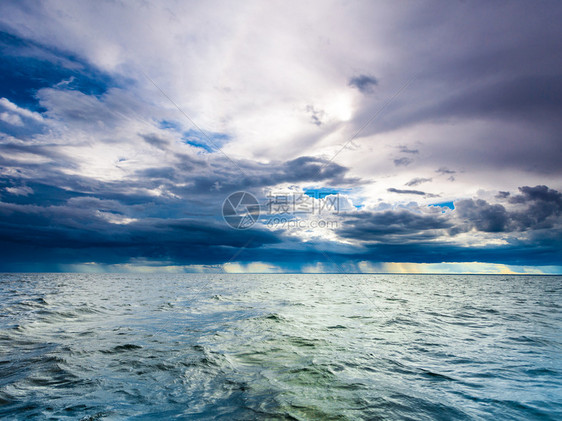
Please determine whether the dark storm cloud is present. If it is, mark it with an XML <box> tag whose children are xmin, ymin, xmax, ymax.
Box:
<box><xmin>176</xmin><ymin>156</ymin><xmax>358</xmax><ymax>196</ymax></box>
<box><xmin>0</xmin><ymin>149</ymin><xmax>359</xmax><ymax>268</ymax></box>
<box><xmin>0</xmin><ymin>200</ymin><xmax>281</xmax><ymax>267</ymax></box>
<box><xmin>509</xmin><ymin>185</ymin><xmax>562</xmax><ymax>207</ymax></box>
<box><xmin>508</xmin><ymin>185</ymin><xmax>562</xmax><ymax>229</ymax></box>
<box><xmin>0</xmin><ymin>138</ymin><xmax>359</xmax><ymax>240</ymax></box>
<box><xmin>186</xmin><ymin>155</ymin><xmax>353</xmax><ymax>197</ymax></box>
<box><xmin>1</xmin><ymin>178</ymin><xmax>561</xmax><ymax>269</ymax></box>
<box><xmin>454</xmin><ymin>199</ymin><xmax>510</xmax><ymax>233</ymax></box>
<box><xmin>338</xmin><ymin>210</ymin><xmax>450</xmax><ymax>243</ymax></box>
<box><xmin>348</xmin><ymin>74</ymin><xmax>378</xmax><ymax>94</ymax></box>
<box><xmin>405</xmin><ymin>177</ymin><xmax>432</xmax><ymax>187</ymax></box>
<box><xmin>0</xmin><ymin>180</ymin><xmax>85</xmax><ymax>206</ymax></box>
<box><xmin>337</xmin><ymin>185</ymin><xmax>562</xmax><ymax>253</ymax></box>
<box><xmin>380</xmin><ymin>75</ymin><xmax>562</xmax><ymax>146</ymax></box>
<box><xmin>451</xmin><ymin>185</ymin><xmax>562</xmax><ymax>235</ymax></box>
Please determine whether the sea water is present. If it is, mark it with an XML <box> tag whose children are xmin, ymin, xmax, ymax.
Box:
<box><xmin>0</xmin><ymin>273</ymin><xmax>560</xmax><ymax>420</ymax></box>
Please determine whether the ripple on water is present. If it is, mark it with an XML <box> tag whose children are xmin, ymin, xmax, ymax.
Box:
<box><xmin>0</xmin><ymin>273</ymin><xmax>560</xmax><ymax>420</ymax></box>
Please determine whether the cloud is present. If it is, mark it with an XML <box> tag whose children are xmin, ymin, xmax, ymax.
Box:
<box><xmin>337</xmin><ymin>209</ymin><xmax>451</xmax><ymax>243</ymax></box>
<box><xmin>436</xmin><ymin>167</ymin><xmax>456</xmax><ymax>175</ymax></box>
<box><xmin>508</xmin><ymin>185</ymin><xmax>562</xmax><ymax>229</ymax></box>
<box><xmin>0</xmin><ymin>199</ymin><xmax>282</xmax><ymax>265</ymax></box>
<box><xmin>387</xmin><ymin>188</ymin><xmax>437</xmax><ymax>197</ymax></box>
<box><xmin>0</xmin><ymin>1</ymin><xmax>561</xmax><ymax>271</ymax></box>
<box><xmin>454</xmin><ymin>199</ymin><xmax>510</xmax><ymax>233</ymax></box>
<box><xmin>424</xmin><ymin>74</ymin><xmax>562</xmax><ymax>123</ymax></box>
<box><xmin>405</xmin><ymin>177</ymin><xmax>432</xmax><ymax>187</ymax></box>
<box><xmin>0</xmin><ymin>97</ymin><xmax>47</xmax><ymax>136</ymax></box>
<box><xmin>453</xmin><ymin>185</ymin><xmax>562</xmax><ymax>233</ymax></box>
<box><xmin>0</xmin><ymin>111</ymin><xmax>22</xmax><ymax>126</ymax></box>
<box><xmin>496</xmin><ymin>191</ymin><xmax>510</xmax><ymax>199</ymax></box>
<box><xmin>305</xmin><ymin>104</ymin><xmax>326</xmax><ymax>126</ymax></box>
<box><xmin>348</xmin><ymin>74</ymin><xmax>378</xmax><ymax>94</ymax></box>
<box><xmin>332</xmin><ymin>185</ymin><xmax>562</xmax><ymax>261</ymax></box>
<box><xmin>0</xmin><ymin>183</ymin><xmax>561</xmax><ymax>270</ymax></box>
<box><xmin>510</xmin><ymin>185</ymin><xmax>562</xmax><ymax>207</ymax></box>
<box><xmin>5</xmin><ymin>186</ymin><xmax>33</xmax><ymax>196</ymax></box>
<box><xmin>393</xmin><ymin>157</ymin><xmax>413</xmax><ymax>167</ymax></box>
<box><xmin>398</xmin><ymin>145</ymin><xmax>419</xmax><ymax>154</ymax></box>
<box><xmin>0</xmin><ymin>97</ymin><xmax>44</xmax><ymax>122</ymax></box>
<box><xmin>141</xmin><ymin>133</ymin><xmax>170</xmax><ymax>150</ymax></box>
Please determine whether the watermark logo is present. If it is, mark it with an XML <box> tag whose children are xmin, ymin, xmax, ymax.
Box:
<box><xmin>265</xmin><ymin>190</ymin><xmax>340</xmax><ymax>215</ymax></box>
<box><xmin>222</xmin><ymin>190</ymin><xmax>342</xmax><ymax>230</ymax></box>
<box><xmin>222</xmin><ymin>191</ymin><xmax>260</xmax><ymax>229</ymax></box>
<box><xmin>264</xmin><ymin>217</ymin><xmax>339</xmax><ymax>229</ymax></box>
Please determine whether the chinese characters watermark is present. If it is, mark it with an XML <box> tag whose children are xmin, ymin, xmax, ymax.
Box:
<box><xmin>222</xmin><ymin>190</ymin><xmax>341</xmax><ymax>230</ymax></box>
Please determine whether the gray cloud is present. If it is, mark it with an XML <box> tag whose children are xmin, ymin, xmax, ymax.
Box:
<box><xmin>141</xmin><ymin>133</ymin><xmax>170</xmax><ymax>149</ymax></box>
<box><xmin>510</xmin><ymin>185</ymin><xmax>562</xmax><ymax>207</ymax></box>
<box><xmin>454</xmin><ymin>199</ymin><xmax>510</xmax><ymax>233</ymax></box>
<box><xmin>387</xmin><ymin>188</ymin><xmax>437</xmax><ymax>197</ymax></box>
<box><xmin>405</xmin><ymin>177</ymin><xmax>432</xmax><ymax>187</ymax></box>
<box><xmin>436</xmin><ymin>167</ymin><xmax>455</xmax><ymax>175</ymax></box>
<box><xmin>338</xmin><ymin>185</ymin><xmax>562</xmax><ymax>248</ymax></box>
<box><xmin>394</xmin><ymin>157</ymin><xmax>413</xmax><ymax>167</ymax></box>
<box><xmin>496</xmin><ymin>191</ymin><xmax>510</xmax><ymax>199</ymax></box>
<box><xmin>305</xmin><ymin>105</ymin><xmax>325</xmax><ymax>126</ymax></box>
<box><xmin>399</xmin><ymin>145</ymin><xmax>419</xmax><ymax>154</ymax></box>
<box><xmin>338</xmin><ymin>210</ymin><xmax>450</xmax><ymax>243</ymax></box>
<box><xmin>0</xmin><ymin>199</ymin><xmax>281</xmax><ymax>265</ymax></box>
<box><xmin>348</xmin><ymin>74</ymin><xmax>378</xmax><ymax>94</ymax></box>
<box><xmin>508</xmin><ymin>185</ymin><xmax>562</xmax><ymax>229</ymax></box>
<box><xmin>453</xmin><ymin>185</ymin><xmax>562</xmax><ymax>234</ymax></box>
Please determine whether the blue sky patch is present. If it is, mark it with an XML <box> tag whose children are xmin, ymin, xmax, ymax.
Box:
<box><xmin>304</xmin><ymin>188</ymin><xmax>346</xmax><ymax>199</ymax></box>
<box><xmin>429</xmin><ymin>201</ymin><xmax>455</xmax><ymax>212</ymax></box>
<box><xmin>0</xmin><ymin>31</ymin><xmax>116</xmax><ymax>111</ymax></box>
<box><xmin>183</xmin><ymin>129</ymin><xmax>230</xmax><ymax>153</ymax></box>
<box><xmin>159</xmin><ymin>120</ymin><xmax>182</xmax><ymax>131</ymax></box>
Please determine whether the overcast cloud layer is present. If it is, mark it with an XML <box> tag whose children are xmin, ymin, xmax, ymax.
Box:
<box><xmin>0</xmin><ymin>0</ymin><xmax>561</xmax><ymax>273</ymax></box>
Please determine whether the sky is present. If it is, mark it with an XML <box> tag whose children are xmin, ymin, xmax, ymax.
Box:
<box><xmin>0</xmin><ymin>0</ymin><xmax>561</xmax><ymax>274</ymax></box>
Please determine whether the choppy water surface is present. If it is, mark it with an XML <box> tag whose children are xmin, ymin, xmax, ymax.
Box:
<box><xmin>0</xmin><ymin>273</ymin><xmax>560</xmax><ymax>420</ymax></box>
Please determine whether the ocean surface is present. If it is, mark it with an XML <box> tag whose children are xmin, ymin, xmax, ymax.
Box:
<box><xmin>0</xmin><ymin>273</ymin><xmax>560</xmax><ymax>420</ymax></box>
